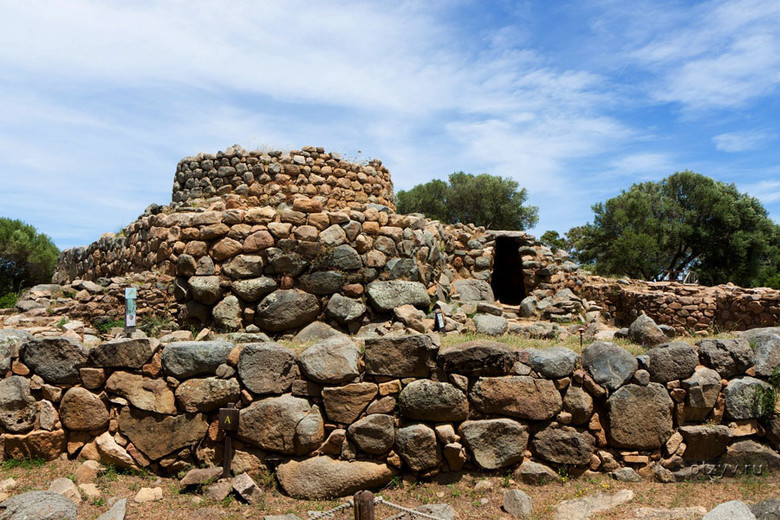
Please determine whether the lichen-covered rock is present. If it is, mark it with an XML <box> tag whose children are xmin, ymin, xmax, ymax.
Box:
<box><xmin>752</xmin><ymin>333</ymin><xmax>780</xmax><ymax>377</ymax></box>
<box><xmin>87</xmin><ymin>338</ymin><xmax>155</xmax><ymax>369</ymax></box>
<box><xmin>175</xmin><ymin>377</ymin><xmax>241</xmax><ymax>413</ymax></box>
<box><xmin>188</xmin><ymin>275</ymin><xmax>223</xmax><ymax>305</ymax></box>
<box><xmin>678</xmin><ymin>425</ymin><xmax>732</xmax><ymax>461</ymax></box>
<box><xmin>213</xmin><ymin>295</ymin><xmax>242</xmax><ymax>330</ymax></box>
<box><xmin>347</xmin><ymin>414</ymin><xmax>395</xmax><ymax>454</ymax></box>
<box><xmin>451</xmin><ymin>279</ymin><xmax>495</xmax><ymax>303</ymax></box>
<box><xmin>514</xmin><ymin>459</ymin><xmax>559</xmax><ymax>485</ymax></box>
<box><xmin>222</xmin><ymin>254</ymin><xmax>264</xmax><ymax>279</ymax></box>
<box><xmin>238</xmin><ymin>343</ymin><xmax>298</xmax><ymax>395</ymax></box>
<box><xmin>720</xmin><ymin>440</ymin><xmax>780</xmax><ymax>471</ymax></box>
<box><xmin>607</xmin><ymin>383</ymin><xmax>673</xmax><ymax>449</ymax></box>
<box><xmin>532</xmin><ymin>423</ymin><xmax>596</xmax><ymax>466</ymax></box>
<box><xmin>0</xmin><ymin>490</ymin><xmax>77</xmax><ymax>520</ymax></box>
<box><xmin>723</xmin><ymin>377</ymin><xmax>773</xmax><ymax>420</ymax></box>
<box><xmin>366</xmin><ymin>281</ymin><xmax>430</xmax><ymax>312</ymax></box>
<box><xmin>255</xmin><ymin>289</ymin><xmax>319</xmax><ymax>332</ymax></box>
<box><xmin>20</xmin><ymin>337</ymin><xmax>88</xmax><ymax>385</ymax></box>
<box><xmin>231</xmin><ymin>277</ymin><xmax>277</xmax><ymax>301</ymax></box>
<box><xmin>364</xmin><ymin>335</ymin><xmax>438</xmax><ymax>378</ymax></box>
<box><xmin>470</xmin><ymin>376</ymin><xmax>562</xmax><ymax>421</ymax></box>
<box><xmin>647</xmin><ymin>342</ymin><xmax>698</xmax><ymax>383</ymax></box>
<box><xmin>276</xmin><ymin>457</ymin><xmax>395</xmax><ymax>499</ymax></box>
<box><xmin>473</xmin><ymin>314</ymin><xmax>508</xmax><ymax>336</ymax></box>
<box><xmin>628</xmin><ymin>314</ymin><xmax>667</xmax><ymax>347</ymax></box>
<box><xmin>0</xmin><ymin>376</ymin><xmax>37</xmax><ymax>433</ymax></box>
<box><xmin>325</xmin><ymin>294</ymin><xmax>366</xmax><ymax>324</ymax></box>
<box><xmin>59</xmin><ymin>387</ymin><xmax>109</xmax><ymax>431</ymax></box>
<box><xmin>321</xmin><ymin>383</ymin><xmax>377</xmax><ymax>424</ymax></box>
<box><xmin>563</xmin><ymin>385</ymin><xmax>594</xmax><ymax>425</ymax></box>
<box><xmin>526</xmin><ymin>346</ymin><xmax>578</xmax><ymax>379</ymax></box>
<box><xmin>459</xmin><ymin>419</ymin><xmax>528</xmax><ymax>469</ymax></box>
<box><xmin>682</xmin><ymin>366</ymin><xmax>722</xmax><ymax>422</ymax></box>
<box><xmin>697</xmin><ymin>338</ymin><xmax>754</xmax><ymax>379</ymax></box>
<box><xmin>395</xmin><ymin>423</ymin><xmax>441</xmax><ymax>472</ymax></box>
<box><xmin>437</xmin><ymin>340</ymin><xmax>515</xmax><ymax>376</ymax></box>
<box><xmin>0</xmin><ymin>330</ymin><xmax>32</xmax><ymax>373</ymax></box>
<box><xmin>298</xmin><ymin>336</ymin><xmax>360</xmax><ymax>385</ymax></box>
<box><xmin>299</xmin><ymin>271</ymin><xmax>344</xmax><ymax>295</ymax></box>
<box><xmin>238</xmin><ymin>395</ymin><xmax>322</xmax><ymax>455</ymax></box>
<box><xmin>582</xmin><ymin>341</ymin><xmax>637</xmax><ymax>390</ymax></box>
<box><xmin>105</xmin><ymin>371</ymin><xmax>176</xmax><ymax>414</ymax></box>
<box><xmin>398</xmin><ymin>379</ymin><xmax>468</xmax><ymax>422</ymax></box>
<box><xmin>161</xmin><ymin>341</ymin><xmax>234</xmax><ymax>379</ymax></box>
<box><xmin>118</xmin><ymin>407</ymin><xmax>208</xmax><ymax>461</ymax></box>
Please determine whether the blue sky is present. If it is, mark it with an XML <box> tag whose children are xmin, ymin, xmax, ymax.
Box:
<box><xmin>1</xmin><ymin>0</ymin><xmax>779</xmax><ymax>250</ymax></box>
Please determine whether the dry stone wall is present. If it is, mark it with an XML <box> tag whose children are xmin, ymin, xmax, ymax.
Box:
<box><xmin>1</xmin><ymin>331</ymin><xmax>778</xmax><ymax>498</ymax></box>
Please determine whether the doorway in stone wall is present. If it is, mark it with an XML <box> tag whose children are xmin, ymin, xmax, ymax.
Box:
<box><xmin>491</xmin><ymin>236</ymin><xmax>526</xmax><ymax>304</ymax></box>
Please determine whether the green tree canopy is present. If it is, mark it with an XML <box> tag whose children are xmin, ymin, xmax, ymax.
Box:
<box><xmin>0</xmin><ymin>218</ymin><xmax>60</xmax><ymax>295</ymax></box>
<box><xmin>568</xmin><ymin>171</ymin><xmax>777</xmax><ymax>286</ymax></box>
<box><xmin>396</xmin><ymin>172</ymin><xmax>539</xmax><ymax>230</ymax></box>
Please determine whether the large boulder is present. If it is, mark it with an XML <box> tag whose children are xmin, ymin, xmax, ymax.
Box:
<box><xmin>161</xmin><ymin>341</ymin><xmax>234</xmax><ymax>379</ymax></box>
<box><xmin>118</xmin><ymin>407</ymin><xmax>208</xmax><ymax>461</ymax></box>
<box><xmin>292</xmin><ymin>321</ymin><xmax>347</xmax><ymax>344</ymax></box>
<box><xmin>647</xmin><ymin>342</ymin><xmax>698</xmax><ymax>383</ymax></box>
<box><xmin>532</xmin><ymin>423</ymin><xmax>596</xmax><ymax>466</ymax></box>
<box><xmin>563</xmin><ymin>385</ymin><xmax>594</xmax><ymax>425</ymax></box>
<box><xmin>752</xmin><ymin>333</ymin><xmax>780</xmax><ymax>377</ymax></box>
<box><xmin>398</xmin><ymin>380</ymin><xmax>469</xmax><ymax>422</ymax></box>
<box><xmin>2</xmin><ymin>429</ymin><xmax>66</xmax><ymax>461</ymax></box>
<box><xmin>702</xmin><ymin>501</ymin><xmax>756</xmax><ymax>520</ymax></box>
<box><xmin>318</xmin><ymin>245</ymin><xmax>362</xmax><ymax>271</ymax></box>
<box><xmin>213</xmin><ymin>295</ymin><xmax>242</xmax><ymax>330</ymax></box>
<box><xmin>188</xmin><ymin>275</ymin><xmax>223</xmax><ymax>305</ymax></box>
<box><xmin>581</xmin><ymin>341</ymin><xmax>637</xmax><ymax>390</ymax></box>
<box><xmin>678</xmin><ymin>425</ymin><xmax>732</xmax><ymax>461</ymax></box>
<box><xmin>105</xmin><ymin>372</ymin><xmax>176</xmax><ymax>414</ymax></box>
<box><xmin>607</xmin><ymin>383</ymin><xmax>673</xmax><ymax>449</ymax></box>
<box><xmin>526</xmin><ymin>347</ymin><xmax>578</xmax><ymax>379</ymax></box>
<box><xmin>0</xmin><ymin>376</ymin><xmax>37</xmax><ymax>433</ymax></box>
<box><xmin>438</xmin><ymin>340</ymin><xmax>515</xmax><ymax>376</ymax></box>
<box><xmin>470</xmin><ymin>376</ymin><xmax>562</xmax><ymax>421</ymax></box>
<box><xmin>697</xmin><ymin>338</ymin><xmax>754</xmax><ymax>379</ymax></box>
<box><xmin>222</xmin><ymin>254</ymin><xmax>265</xmax><ymax>279</ymax></box>
<box><xmin>59</xmin><ymin>387</ymin><xmax>109</xmax><ymax>431</ymax></box>
<box><xmin>347</xmin><ymin>414</ymin><xmax>395</xmax><ymax>454</ymax></box>
<box><xmin>321</xmin><ymin>383</ymin><xmax>378</xmax><ymax>424</ymax></box>
<box><xmin>723</xmin><ymin>377</ymin><xmax>773</xmax><ymax>420</ymax></box>
<box><xmin>231</xmin><ymin>277</ymin><xmax>277</xmax><ymax>301</ymax></box>
<box><xmin>299</xmin><ymin>271</ymin><xmax>344</xmax><ymax>295</ymax></box>
<box><xmin>255</xmin><ymin>289</ymin><xmax>319</xmax><ymax>332</ymax></box>
<box><xmin>366</xmin><ymin>281</ymin><xmax>430</xmax><ymax>312</ymax></box>
<box><xmin>364</xmin><ymin>335</ymin><xmax>438</xmax><ymax>378</ymax></box>
<box><xmin>720</xmin><ymin>440</ymin><xmax>780</xmax><ymax>471</ymax></box>
<box><xmin>20</xmin><ymin>337</ymin><xmax>88</xmax><ymax>385</ymax></box>
<box><xmin>751</xmin><ymin>499</ymin><xmax>780</xmax><ymax>520</ymax></box>
<box><xmin>0</xmin><ymin>330</ymin><xmax>32</xmax><ymax>373</ymax></box>
<box><xmin>175</xmin><ymin>377</ymin><xmax>241</xmax><ymax>413</ymax></box>
<box><xmin>324</xmin><ymin>294</ymin><xmax>366</xmax><ymax>324</ymax></box>
<box><xmin>276</xmin><ymin>457</ymin><xmax>395</xmax><ymax>499</ymax></box>
<box><xmin>451</xmin><ymin>279</ymin><xmax>495</xmax><ymax>303</ymax></box>
<box><xmin>0</xmin><ymin>491</ymin><xmax>77</xmax><ymax>520</ymax></box>
<box><xmin>473</xmin><ymin>314</ymin><xmax>508</xmax><ymax>336</ymax></box>
<box><xmin>628</xmin><ymin>314</ymin><xmax>667</xmax><ymax>346</ymax></box>
<box><xmin>87</xmin><ymin>338</ymin><xmax>156</xmax><ymax>369</ymax></box>
<box><xmin>682</xmin><ymin>366</ymin><xmax>722</xmax><ymax>422</ymax></box>
<box><xmin>395</xmin><ymin>423</ymin><xmax>441</xmax><ymax>472</ymax></box>
<box><xmin>458</xmin><ymin>419</ymin><xmax>528</xmax><ymax>469</ymax></box>
<box><xmin>298</xmin><ymin>336</ymin><xmax>360</xmax><ymax>385</ymax></box>
<box><xmin>238</xmin><ymin>395</ymin><xmax>323</xmax><ymax>455</ymax></box>
<box><xmin>238</xmin><ymin>343</ymin><xmax>298</xmax><ymax>395</ymax></box>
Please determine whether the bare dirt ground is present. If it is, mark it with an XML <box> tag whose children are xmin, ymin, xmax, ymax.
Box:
<box><xmin>2</xmin><ymin>458</ymin><xmax>777</xmax><ymax>519</ymax></box>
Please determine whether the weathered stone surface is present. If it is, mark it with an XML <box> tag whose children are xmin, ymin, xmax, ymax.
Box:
<box><xmin>238</xmin><ymin>343</ymin><xmax>298</xmax><ymax>395</ymax></box>
<box><xmin>188</xmin><ymin>276</ymin><xmax>223</xmax><ymax>305</ymax></box>
<box><xmin>299</xmin><ymin>271</ymin><xmax>344</xmax><ymax>295</ymax></box>
<box><xmin>554</xmin><ymin>490</ymin><xmax>634</xmax><ymax>520</ymax></box>
<box><xmin>364</xmin><ymin>335</ymin><xmax>438</xmax><ymax>378</ymax></box>
<box><xmin>702</xmin><ymin>501</ymin><xmax>756</xmax><ymax>520</ymax></box>
<box><xmin>0</xmin><ymin>491</ymin><xmax>77</xmax><ymax>520</ymax></box>
<box><xmin>2</xmin><ymin>429</ymin><xmax>66</xmax><ymax>461</ymax></box>
<box><xmin>438</xmin><ymin>340</ymin><xmax>515</xmax><ymax>376</ymax></box>
<box><xmin>678</xmin><ymin>425</ymin><xmax>732</xmax><ymax>461</ymax></box>
<box><xmin>526</xmin><ymin>346</ymin><xmax>578</xmax><ymax>379</ymax></box>
<box><xmin>582</xmin><ymin>341</ymin><xmax>638</xmax><ymax>390</ymax></box>
<box><xmin>293</xmin><ymin>321</ymin><xmax>347</xmax><ymax>344</ymax></box>
<box><xmin>175</xmin><ymin>377</ymin><xmax>241</xmax><ymax>413</ymax></box>
<box><xmin>631</xmin><ymin>507</ymin><xmax>707</xmax><ymax>519</ymax></box>
<box><xmin>238</xmin><ymin>395</ymin><xmax>322</xmax><ymax>455</ymax></box>
<box><xmin>724</xmin><ymin>377</ymin><xmax>772</xmax><ymax>420</ymax></box>
<box><xmin>0</xmin><ymin>376</ymin><xmax>36</xmax><ymax>433</ymax></box>
<box><xmin>459</xmin><ymin>419</ymin><xmax>528</xmax><ymax>469</ymax></box>
<box><xmin>720</xmin><ymin>440</ymin><xmax>780</xmax><ymax>470</ymax></box>
<box><xmin>514</xmin><ymin>459</ymin><xmax>559</xmax><ymax>485</ymax></box>
<box><xmin>629</xmin><ymin>314</ymin><xmax>667</xmax><ymax>347</ymax></box>
<box><xmin>503</xmin><ymin>489</ymin><xmax>533</xmax><ymax>519</ymax></box>
<box><xmin>318</xmin><ymin>245</ymin><xmax>362</xmax><ymax>271</ymax></box>
<box><xmin>180</xmin><ymin>467</ymin><xmax>223</xmax><ymax>487</ymax></box>
<box><xmin>325</xmin><ymin>294</ymin><xmax>366</xmax><ymax>324</ymax></box>
<box><xmin>321</xmin><ymin>383</ymin><xmax>378</xmax><ymax>424</ymax></box>
<box><xmin>265</xmin><ymin>249</ymin><xmax>306</xmax><ymax>276</ymax></box>
<box><xmin>59</xmin><ymin>387</ymin><xmax>109</xmax><ymax>431</ymax></box>
<box><xmin>298</xmin><ymin>336</ymin><xmax>360</xmax><ymax>384</ymax></box>
<box><xmin>276</xmin><ymin>456</ymin><xmax>395</xmax><ymax>499</ymax></box>
<box><xmin>94</xmin><ymin>432</ymin><xmax>136</xmax><ymax>469</ymax></box>
<box><xmin>105</xmin><ymin>372</ymin><xmax>176</xmax><ymax>414</ymax></box>
<box><xmin>366</xmin><ymin>281</ymin><xmax>430</xmax><ymax>312</ymax></box>
<box><xmin>451</xmin><ymin>279</ymin><xmax>495</xmax><ymax>303</ymax></box>
<box><xmin>232</xmin><ymin>472</ymin><xmax>263</xmax><ymax>504</ymax></box>
<box><xmin>532</xmin><ymin>423</ymin><xmax>596</xmax><ymax>466</ymax></box>
<box><xmin>161</xmin><ymin>341</ymin><xmax>234</xmax><ymax>379</ymax></box>
<box><xmin>256</xmin><ymin>290</ymin><xmax>319</xmax><ymax>332</ymax></box>
<box><xmin>95</xmin><ymin>498</ymin><xmax>126</xmax><ymax>520</ymax></box>
<box><xmin>607</xmin><ymin>383</ymin><xmax>673</xmax><ymax>449</ymax></box>
<box><xmin>0</xmin><ymin>331</ymin><xmax>32</xmax><ymax>373</ymax></box>
<box><xmin>48</xmin><ymin>478</ymin><xmax>80</xmax><ymax>504</ymax></box>
<box><xmin>395</xmin><ymin>423</ymin><xmax>441</xmax><ymax>472</ymax></box>
<box><xmin>470</xmin><ymin>376</ymin><xmax>562</xmax><ymax>421</ymax></box>
<box><xmin>610</xmin><ymin>467</ymin><xmax>642</xmax><ymax>482</ymax></box>
<box><xmin>398</xmin><ymin>379</ymin><xmax>468</xmax><ymax>422</ymax></box>
<box><xmin>647</xmin><ymin>342</ymin><xmax>698</xmax><ymax>383</ymax></box>
<box><xmin>473</xmin><ymin>314</ymin><xmax>508</xmax><ymax>335</ymax></box>
<box><xmin>347</xmin><ymin>414</ymin><xmax>395</xmax><ymax>454</ymax></box>
<box><xmin>213</xmin><ymin>295</ymin><xmax>242</xmax><ymax>330</ymax></box>
<box><xmin>223</xmin><ymin>254</ymin><xmax>265</xmax><ymax>279</ymax></box>
<box><xmin>118</xmin><ymin>407</ymin><xmax>208</xmax><ymax>461</ymax></box>
<box><xmin>751</xmin><ymin>499</ymin><xmax>780</xmax><ymax>520</ymax></box>
<box><xmin>20</xmin><ymin>337</ymin><xmax>88</xmax><ymax>385</ymax></box>
<box><xmin>697</xmin><ymin>338</ymin><xmax>754</xmax><ymax>379</ymax></box>
<box><xmin>682</xmin><ymin>366</ymin><xmax>722</xmax><ymax>422</ymax></box>
<box><xmin>87</xmin><ymin>338</ymin><xmax>155</xmax><ymax>369</ymax></box>
<box><xmin>232</xmin><ymin>277</ymin><xmax>277</xmax><ymax>301</ymax></box>
<box><xmin>752</xmin><ymin>334</ymin><xmax>780</xmax><ymax>377</ymax></box>
<box><xmin>563</xmin><ymin>385</ymin><xmax>594</xmax><ymax>425</ymax></box>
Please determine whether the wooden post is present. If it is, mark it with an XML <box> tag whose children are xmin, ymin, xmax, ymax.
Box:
<box><xmin>218</xmin><ymin>406</ymin><xmax>239</xmax><ymax>479</ymax></box>
<box><xmin>354</xmin><ymin>490</ymin><xmax>375</xmax><ymax>520</ymax></box>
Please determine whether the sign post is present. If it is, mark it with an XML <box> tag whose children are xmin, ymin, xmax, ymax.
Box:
<box><xmin>124</xmin><ymin>287</ymin><xmax>137</xmax><ymax>337</ymax></box>
<box><xmin>218</xmin><ymin>406</ymin><xmax>240</xmax><ymax>479</ymax></box>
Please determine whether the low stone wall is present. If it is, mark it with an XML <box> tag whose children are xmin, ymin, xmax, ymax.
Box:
<box><xmin>1</xmin><ymin>331</ymin><xmax>778</xmax><ymax>498</ymax></box>
<box><xmin>580</xmin><ymin>278</ymin><xmax>780</xmax><ymax>334</ymax></box>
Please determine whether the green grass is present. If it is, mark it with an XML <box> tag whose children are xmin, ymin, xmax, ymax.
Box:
<box><xmin>2</xmin><ymin>457</ymin><xmax>47</xmax><ymax>470</ymax></box>
<box><xmin>95</xmin><ymin>318</ymin><xmax>125</xmax><ymax>334</ymax></box>
<box><xmin>0</xmin><ymin>291</ymin><xmax>18</xmax><ymax>309</ymax></box>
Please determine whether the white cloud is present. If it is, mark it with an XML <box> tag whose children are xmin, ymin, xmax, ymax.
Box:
<box><xmin>713</xmin><ymin>130</ymin><xmax>775</xmax><ymax>152</ymax></box>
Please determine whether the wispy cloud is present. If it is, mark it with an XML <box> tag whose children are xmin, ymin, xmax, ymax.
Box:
<box><xmin>713</xmin><ymin>130</ymin><xmax>776</xmax><ymax>152</ymax></box>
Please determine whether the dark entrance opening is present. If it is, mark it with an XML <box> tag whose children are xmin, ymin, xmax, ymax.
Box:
<box><xmin>491</xmin><ymin>236</ymin><xmax>526</xmax><ymax>304</ymax></box>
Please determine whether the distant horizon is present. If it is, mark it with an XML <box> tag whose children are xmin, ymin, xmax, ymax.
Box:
<box><xmin>1</xmin><ymin>1</ymin><xmax>778</xmax><ymax>250</ymax></box>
